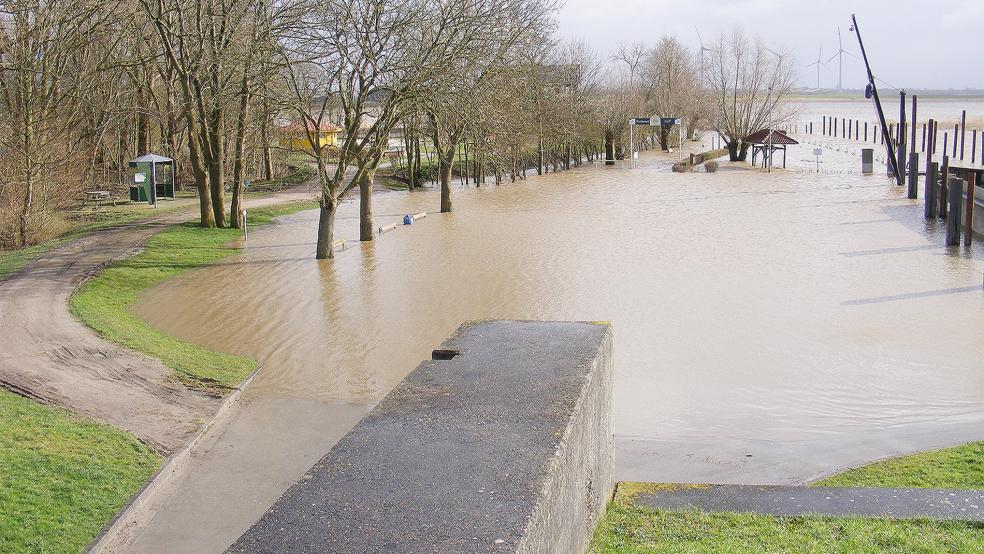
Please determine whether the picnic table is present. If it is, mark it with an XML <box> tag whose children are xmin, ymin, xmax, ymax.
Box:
<box><xmin>83</xmin><ymin>190</ymin><xmax>117</xmax><ymax>207</ymax></box>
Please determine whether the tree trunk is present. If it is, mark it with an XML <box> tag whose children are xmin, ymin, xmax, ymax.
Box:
<box><xmin>230</xmin><ymin>82</ymin><xmax>250</xmax><ymax>229</ymax></box>
<box><xmin>604</xmin><ymin>131</ymin><xmax>615</xmax><ymax>165</ymax></box>
<box><xmin>440</xmin><ymin>157</ymin><xmax>453</xmax><ymax>213</ymax></box>
<box><xmin>207</xmin><ymin>107</ymin><xmax>226</xmax><ymax>227</ymax></box>
<box><xmin>261</xmin><ymin>116</ymin><xmax>273</xmax><ymax>181</ymax></box>
<box><xmin>359</xmin><ymin>169</ymin><xmax>373</xmax><ymax>241</ymax></box>
<box><xmin>315</xmin><ymin>197</ymin><xmax>337</xmax><ymax>259</ymax></box>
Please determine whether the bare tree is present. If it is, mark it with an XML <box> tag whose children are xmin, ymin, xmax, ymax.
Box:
<box><xmin>0</xmin><ymin>0</ymin><xmax>115</xmax><ymax>246</ymax></box>
<box><xmin>704</xmin><ymin>28</ymin><xmax>796</xmax><ymax>161</ymax></box>
<box><xmin>641</xmin><ymin>36</ymin><xmax>698</xmax><ymax>150</ymax></box>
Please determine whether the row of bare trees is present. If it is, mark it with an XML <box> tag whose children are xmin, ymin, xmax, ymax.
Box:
<box><xmin>0</xmin><ymin>0</ymin><xmax>795</xmax><ymax>255</ymax></box>
<box><xmin>606</xmin><ymin>29</ymin><xmax>797</xmax><ymax>163</ymax></box>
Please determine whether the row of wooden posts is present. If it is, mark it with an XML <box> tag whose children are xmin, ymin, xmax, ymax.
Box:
<box><xmin>811</xmin><ymin>101</ymin><xmax>980</xmax><ymax>165</ymax></box>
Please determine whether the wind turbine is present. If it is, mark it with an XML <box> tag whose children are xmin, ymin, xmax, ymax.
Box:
<box><xmin>824</xmin><ymin>27</ymin><xmax>852</xmax><ymax>92</ymax></box>
<box><xmin>695</xmin><ymin>27</ymin><xmax>718</xmax><ymax>75</ymax></box>
<box><xmin>806</xmin><ymin>43</ymin><xmax>823</xmax><ymax>89</ymax></box>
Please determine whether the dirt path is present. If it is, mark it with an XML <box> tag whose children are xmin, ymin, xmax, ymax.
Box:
<box><xmin>0</xmin><ymin>187</ymin><xmax>316</xmax><ymax>454</ymax></box>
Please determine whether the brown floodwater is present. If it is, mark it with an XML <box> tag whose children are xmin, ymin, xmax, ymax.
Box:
<box><xmin>125</xmin><ymin>129</ymin><xmax>984</xmax><ymax>551</ymax></box>
<box><xmin>135</xmin><ymin>146</ymin><xmax>984</xmax><ymax>443</ymax></box>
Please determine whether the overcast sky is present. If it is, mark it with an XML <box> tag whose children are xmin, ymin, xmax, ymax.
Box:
<box><xmin>555</xmin><ymin>0</ymin><xmax>984</xmax><ymax>91</ymax></box>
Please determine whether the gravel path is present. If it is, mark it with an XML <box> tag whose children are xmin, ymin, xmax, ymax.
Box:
<box><xmin>0</xmin><ymin>188</ymin><xmax>315</xmax><ymax>454</ymax></box>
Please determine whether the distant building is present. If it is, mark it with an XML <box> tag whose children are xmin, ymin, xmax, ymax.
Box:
<box><xmin>278</xmin><ymin>122</ymin><xmax>343</xmax><ymax>151</ymax></box>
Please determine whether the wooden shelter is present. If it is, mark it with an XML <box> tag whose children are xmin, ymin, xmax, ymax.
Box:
<box><xmin>745</xmin><ymin>129</ymin><xmax>799</xmax><ymax>169</ymax></box>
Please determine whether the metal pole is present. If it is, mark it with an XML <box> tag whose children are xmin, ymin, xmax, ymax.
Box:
<box><xmin>850</xmin><ymin>14</ymin><xmax>901</xmax><ymax>183</ymax></box>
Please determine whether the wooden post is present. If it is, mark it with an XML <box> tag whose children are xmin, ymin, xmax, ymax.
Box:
<box><xmin>960</xmin><ymin>111</ymin><xmax>967</xmax><ymax>160</ymax></box>
<box><xmin>843</xmin><ymin>118</ymin><xmax>847</xmax><ymax>139</ymax></box>
<box><xmin>822</xmin><ymin>116</ymin><xmax>826</xmax><ymax>135</ymax></box>
<box><xmin>946</xmin><ymin>177</ymin><xmax>963</xmax><ymax>246</ymax></box>
<box><xmin>925</xmin><ymin>161</ymin><xmax>938</xmax><ymax>218</ymax></box>
<box><xmin>897</xmin><ymin>90</ymin><xmax>906</xmax><ymax>186</ymax></box>
<box><xmin>908</xmin><ymin>152</ymin><xmax>919</xmax><ymax>199</ymax></box>
<box><xmin>833</xmin><ymin>117</ymin><xmax>837</xmax><ymax>137</ymax></box>
<box><xmin>940</xmin><ymin>155</ymin><xmax>950</xmax><ymax>218</ymax></box>
<box><xmin>972</xmin><ymin>130</ymin><xmax>977</xmax><ymax>164</ymax></box>
<box><xmin>921</xmin><ymin>123</ymin><xmax>926</xmax><ymax>152</ymax></box>
<box><xmin>864</xmin><ymin>121</ymin><xmax>868</xmax><ymax>142</ymax></box>
<box><xmin>910</xmin><ymin>95</ymin><xmax>918</xmax><ymax>155</ymax></box>
<box><xmin>943</xmin><ymin>133</ymin><xmax>948</xmax><ymax>161</ymax></box>
<box><xmin>965</xmin><ymin>170</ymin><xmax>976</xmax><ymax>246</ymax></box>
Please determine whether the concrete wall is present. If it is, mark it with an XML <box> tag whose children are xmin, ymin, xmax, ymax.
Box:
<box><xmin>230</xmin><ymin>320</ymin><xmax>614</xmax><ymax>554</ymax></box>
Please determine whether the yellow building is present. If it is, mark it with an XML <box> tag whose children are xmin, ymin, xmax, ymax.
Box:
<box><xmin>279</xmin><ymin>122</ymin><xmax>342</xmax><ymax>151</ymax></box>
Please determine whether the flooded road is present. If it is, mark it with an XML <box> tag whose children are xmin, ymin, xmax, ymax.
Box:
<box><xmin>126</xmin><ymin>132</ymin><xmax>984</xmax><ymax>550</ymax></box>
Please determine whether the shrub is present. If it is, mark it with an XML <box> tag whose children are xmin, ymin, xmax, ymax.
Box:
<box><xmin>704</xmin><ymin>161</ymin><xmax>719</xmax><ymax>173</ymax></box>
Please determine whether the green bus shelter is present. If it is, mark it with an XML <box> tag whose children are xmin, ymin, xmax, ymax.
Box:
<box><xmin>129</xmin><ymin>154</ymin><xmax>175</xmax><ymax>204</ymax></box>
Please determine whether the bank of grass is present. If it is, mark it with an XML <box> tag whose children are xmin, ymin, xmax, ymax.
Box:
<box><xmin>813</xmin><ymin>441</ymin><xmax>984</xmax><ymax>489</ymax></box>
<box><xmin>592</xmin><ymin>442</ymin><xmax>984</xmax><ymax>553</ymax></box>
<box><xmin>70</xmin><ymin>200</ymin><xmax>318</xmax><ymax>392</ymax></box>
<box><xmin>591</xmin><ymin>500</ymin><xmax>984</xmax><ymax>553</ymax></box>
<box><xmin>0</xmin><ymin>389</ymin><xmax>162</xmax><ymax>554</ymax></box>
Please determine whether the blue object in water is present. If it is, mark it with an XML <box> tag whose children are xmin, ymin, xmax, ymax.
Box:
<box><xmin>403</xmin><ymin>214</ymin><xmax>413</xmax><ymax>225</ymax></box>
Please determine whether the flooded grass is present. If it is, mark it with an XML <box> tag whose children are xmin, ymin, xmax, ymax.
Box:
<box><xmin>590</xmin><ymin>502</ymin><xmax>984</xmax><ymax>553</ymax></box>
<box><xmin>813</xmin><ymin>441</ymin><xmax>984</xmax><ymax>489</ymax></box>
<box><xmin>70</xmin><ymin>200</ymin><xmax>318</xmax><ymax>392</ymax></box>
<box><xmin>0</xmin><ymin>389</ymin><xmax>161</xmax><ymax>554</ymax></box>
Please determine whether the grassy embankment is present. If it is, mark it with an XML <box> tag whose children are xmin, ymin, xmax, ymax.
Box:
<box><xmin>0</xmin><ymin>389</ymin><xmax>161</xmax><ymax>554</ymax></box>
<box><xmin>592</xmin><ymin>442</ymin><xmax>984</xmax><ymax>553</ymax></box>
<box><xmin>0</xmin><ymin>166</ymin><xmax>314</xmax><ymax>281</ymax></box>
<box><xmin>0</xmin><ymin>200</ymin><xmax>318</xmax><ymax>553</ymax></box>
<box><xmin>70</xmin><ymin>200</ymin><xmax>318</xmax><ymax>392</ymax></box>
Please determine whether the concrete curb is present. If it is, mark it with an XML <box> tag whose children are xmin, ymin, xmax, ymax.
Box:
<box><xmin>85</xmin><ymin>365</ymin><xmax>261</xmax><ymax>553</ymax></box>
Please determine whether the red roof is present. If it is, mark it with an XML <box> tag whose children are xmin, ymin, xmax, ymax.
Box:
<box><xmin>743</xmin><ymin>129</ymin><xmax>798</xmax><ymax>145</ymax></box>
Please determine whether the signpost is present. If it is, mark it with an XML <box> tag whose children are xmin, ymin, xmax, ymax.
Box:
<box><xmin>813</xmin><ymin>148</ymin><xmax>823</xmax><ymax>173</ymax></box>
<box><xmin>629</xmin><ymin>117</ymin><xmax>682</xmax><ymax>166</ymax></box>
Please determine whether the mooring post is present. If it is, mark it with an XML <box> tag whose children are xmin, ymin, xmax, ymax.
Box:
<box><xmin>943</xmin><ymin>133</ymin><xmax>948</xmax><ymax>161</ymax></box>
<box><xmin>910</xmin><ymin>95</ymin><xmax>918</xmax><ymax>155</ymax></box>
<box><xmin>921</xmin><ymin>123</ymin><xmax>927</xmax><ymax>152</ymax></box>
<box><xmin>864</xmin><ymin>121</ymin><xmax>868</xmax><ymax>142</ymax></box>
<box><xmin>925</xmin><ymin>162</ymin><xmax>938</xmax><ymax>218</ymax></box>
<box><xmin>897</xmin><ymin>90</ymin><xmax>907</xmax><ymax>186</ymax></box>
<box><xmin>972</xmin><ymin>130</ymin><xmax>978</xmax><ymax>164</ymax></box>
<box><xmin>966</xmin><ymin>171</ymin><xmax>977</xmax><ymax>246</ymax></box>
<box><xmin>833</xmin><ymin>117</ymin><xmax>837</xmax><ymax>138</ymax></box>
<box><xmin>939</xmin><ymin>156</ymin><xmax>950</xmax><ymax>218</ymax></box>
<box><xmin>960</xmin><ymin>110</ymin><xmax>967</xmax><ymax>160</ymax></box>
<box><xmin>946</xmin><ymin>177</ymin><xmax>964</xmax><ymax>246</ymax></box>
<box><xmin>822</xmin><ymin>116</ymin><xmax>826</xmax><ymax>135</ymax></box>
<box><xmin>908</xmin><ymin>152</ymin><xmax>919</xmax><ymax>199</ymax></box>
<box><xmin>953</xmin><ymin>124</ymin><xmax>959</xmax><ymax>157</ymax></box>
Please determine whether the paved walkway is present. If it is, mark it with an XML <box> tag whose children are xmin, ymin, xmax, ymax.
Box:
<box><xmin>630</xmin><ymin>484</ymin><xmax>984</xmax><ymax>521</ymax></box>
<box><xmin>0</xmin><ymin>187</ymin><xmax>315</xmax><ymax>454</ymax></box>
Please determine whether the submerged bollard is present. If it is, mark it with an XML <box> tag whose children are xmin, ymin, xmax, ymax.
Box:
<box><xmin>907</xmin><ymin>152</ymin><xmax>919</xmax><ymax>199</ymax></box>
<box><xmin>861</xmin><ymin>149</ymin><xmax>874</xmax><ymax>174</ymax></box>
<box><xmin>946</xmin><ymin>177</ymin><xmax>964</xmax><ymax>246</ymax></box>
<box><xmin>925</xmin><ymin>162</ymin><xmax>938</xmax><ymax>218</ymax></box>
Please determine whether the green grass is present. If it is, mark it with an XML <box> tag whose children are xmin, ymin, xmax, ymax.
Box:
<box><xmin>591</xmin><ymin>501</ymin><xmax>984</xmax><ymax>553</ymax></box>
<box><xmin>813</xmin><ymin>441</ymin><xmax>984</xmax><ymax>489</ymax></box>
<box><xmin>70</xmin><ymin>200</ymin><xmax>318</xmax><ymax>393</ymax></box>
<box><xmin>0</xmin><ymin>389</ymin><xmax>162</xmax><ymax>554</ymax></box>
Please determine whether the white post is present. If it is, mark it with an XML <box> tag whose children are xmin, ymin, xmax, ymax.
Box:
<box><xmin>629</xmin><ymin>119</ymin><xmax>635</xmax><ymax>167</ymax></box>
<box><xmin>242</xmin><ymin>209</ymin><xmax>247</xmax><ymax>242</ymax></box>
